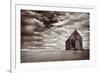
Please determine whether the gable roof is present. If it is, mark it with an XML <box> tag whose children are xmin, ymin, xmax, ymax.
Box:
<box><xmin>66</xmin><ymin>30</ymin><xmax>82</xmax><ymax>42</ymax></box>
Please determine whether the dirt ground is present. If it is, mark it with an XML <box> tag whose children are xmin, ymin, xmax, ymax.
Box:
<box><xmin>21</xmin><ymin>49</ymin><xmax>89</xmax><ymax>63</ymax></box>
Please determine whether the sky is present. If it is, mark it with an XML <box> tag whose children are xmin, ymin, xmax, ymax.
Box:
<box><xmin>21</xmin><ymin>10</ymin><xmax>90</xmax><ymax>50</ymax></box>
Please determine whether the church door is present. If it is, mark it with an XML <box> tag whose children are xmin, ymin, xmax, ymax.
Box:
<box><xmin>75</xmin><ymin>40</ymin><xmax>81</xmax><ymax>50</ymax></box>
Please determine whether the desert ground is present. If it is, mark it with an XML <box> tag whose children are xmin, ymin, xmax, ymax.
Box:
<box><xmin>21</xmin><ymin>49</ymin><xmax>89</xmax><ymax>63</ymax></box>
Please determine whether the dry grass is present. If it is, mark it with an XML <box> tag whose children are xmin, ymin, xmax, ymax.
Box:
<box><xmin>21</xmin><ymin>49</ymin><xmax>89</xmax><ymax>63</ymax></box>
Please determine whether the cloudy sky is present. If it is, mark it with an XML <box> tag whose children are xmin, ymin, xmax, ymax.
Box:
<box><xmin>21</xmin><ymin>10</ymin><xmax>90</xmax><ymax>50</ymax></box>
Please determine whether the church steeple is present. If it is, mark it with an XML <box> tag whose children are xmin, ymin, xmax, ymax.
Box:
<box><xmin>73</xmin><ymin>29</ymin><xmax>78</xmax><ymax>35</ymax></box>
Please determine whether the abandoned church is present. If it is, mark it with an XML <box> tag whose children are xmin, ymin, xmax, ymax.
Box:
<box><xmin>65</xmin><ymin>30</ymin><xmax>83</xmax><ymax>50</ymax></box>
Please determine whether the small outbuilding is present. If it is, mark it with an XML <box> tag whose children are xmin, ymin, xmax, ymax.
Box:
<box><xmin>65</xmin><ymin>30</ymin><xmax>83</xmax><ymax>50</ymax></box>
